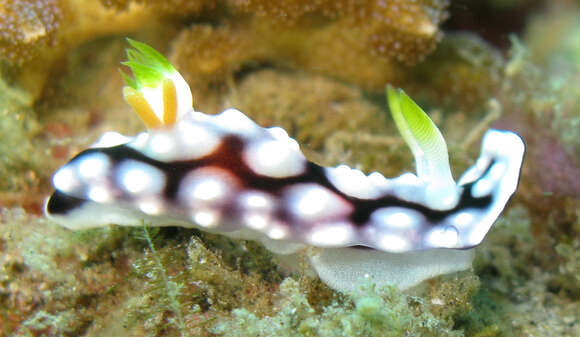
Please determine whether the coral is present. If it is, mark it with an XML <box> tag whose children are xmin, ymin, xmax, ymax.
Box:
<box><xmin>1</xmin><ymin>0</ymin><xmax>163</xmax><ymax>99</ymax></box>
<box><xmin>0</xmin><ymin>0</ymin><xmax>167</xmax><ymax>67</ymax></box>
<box><xmin>1</xmin><ymin>0</ymin><xmax>450</xmax><ymax>104</ymax></box>
<box><xmin>233</xmin><ymin>0</ymin><xmax>355</xmax><ymax>23</ymax></box>
<box><xmin>0</xmin><ymin>0</ymin><xmax>63</xmax><ymax>64</ymax></box>
<box><xmin>170</xmin><ymin>0</ymin><xmax>450</xmax><ymax>95</ymax></box>
<box><xmin>234</xmin><ymin>0</ymin><xmax>449</xmax><ymax>64</ymax></box>
<box><xmin>170</xmin><ymin>24</ymin><xmax>256</xmax><ymax>108</ymax></box>
<box><xmin>361</xmin><ymin>0</ymin><xmax>449</xmax><ymax>64</ymax></box>
<box><xmin>100</xmin><ymin>0</ymin><xmax>217</xmax><ymax>14</ymax></box>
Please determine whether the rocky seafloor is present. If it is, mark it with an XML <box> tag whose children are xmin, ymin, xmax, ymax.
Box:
<box><xmin>0</xmin><ymin>0</ymin><xmax>578</xmax><ymax>336</ymax></box>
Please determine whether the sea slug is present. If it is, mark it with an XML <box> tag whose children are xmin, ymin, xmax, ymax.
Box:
<box><xmin>45</xmin><ymin>40</ymin><xmax>525</xmax><ymax>292</ymax></box>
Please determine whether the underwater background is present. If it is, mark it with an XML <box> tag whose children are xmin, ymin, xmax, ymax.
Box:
<box><xmin>0</xmin><ymin>0</ymin><xmax>578</xmax><ymax>336</ymax></box>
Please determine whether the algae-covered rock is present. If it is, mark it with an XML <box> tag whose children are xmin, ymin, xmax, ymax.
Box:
<box><xmin>212</xmin><ymin>278</ymin><xmax>465</xmax><ymax>337</ymax></box>
<box><xmin>0</xmin><ymin>75</ymin><xmax>45</xmax><ymax>208</ymax></box>
<box><xmin>0</xmin><ymin>208</ymin><xmax>143</xmax><ymax>336</ymax></box>
<box><xmin>473</xmin><ymin>206</ymin><xmax>580</xmax><ymax>336</ymax></box>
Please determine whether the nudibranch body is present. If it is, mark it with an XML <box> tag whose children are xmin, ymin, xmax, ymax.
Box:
<box><xmin>46</xmin><ymin>40</ymin><xmax>525</xmax><ymax>292</ymax></box>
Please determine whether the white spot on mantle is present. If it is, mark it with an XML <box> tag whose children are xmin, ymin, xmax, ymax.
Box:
<box><xmin>325</xmin><ymin>165</ymin><xmax>381</xmax><ymax>199</ymax></box>
<box><xmin>116</xmin><ymin>160</ymin><xmax>166</xmax><ymax>195</ymax></box>
<box><xmin>244</xmin><ymin>139</ymin><xmax>306</xmax><ymax>178</ymax></box>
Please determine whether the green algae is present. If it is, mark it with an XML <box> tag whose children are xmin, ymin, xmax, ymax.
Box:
<box><xmin>141</xmin><ymin>226</ymin><xmax>187</xmax><ymax>336</ymax></box>
<box><xmin>212</xmin><ymin>279</ymin><xmax>464</xmax><ymax>337</ymax></box>
<box><xmin>473</xmin><ymin>205</ymin><xmax>580</xmax><ymax>336</ymax></box>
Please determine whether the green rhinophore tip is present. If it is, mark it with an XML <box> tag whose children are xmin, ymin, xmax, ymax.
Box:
<box><xmin>386</xmin><ymin>85</ymin><xmax>453</xmax><ymax>184</ymax></box>
<box><xmin>121</xmin><ymin>38</ymin><xmax>177</xmax><ymax>89</ymax></box>
<box><xmin>119</xmin><ymin>39</ymin><xmax>193</xmax><ymax>128</ymax></box>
